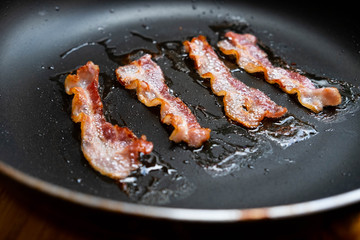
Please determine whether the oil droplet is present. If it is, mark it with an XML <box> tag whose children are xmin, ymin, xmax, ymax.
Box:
<box><xmin>247</xmin><ymin>164</ymin><xmax>255</xmax><ymax>169</ymax></box>
<box><xmin>142</xmin><ymin>24</ymin><xmax>150</xmax><ymax>30</ymax></box>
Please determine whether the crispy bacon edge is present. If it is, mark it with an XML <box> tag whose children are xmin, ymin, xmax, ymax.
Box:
<box><xmin>218</xmin><ymin>31</ymin><xmax>342</xmax><ymax>113</ymax></box>
<box><xmin>183</xmin><ymin>35</ymin><xmax>287</xmax><ymax>128</ymax></box>
<box><xmin>65</xmin><ymin>61</ymin><xmax>153</xmax><ymax>179</ymax></box>
<box><xmin>115</xmin><ymin>54</ymin><xmax>211</xmax><ymax>148</ymax></box>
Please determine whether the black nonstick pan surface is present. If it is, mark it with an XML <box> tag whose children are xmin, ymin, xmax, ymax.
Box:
<box><xmin>1</xmin><ymin>0</ymin><xmax>360</xmax><ymax>221</ymax></box>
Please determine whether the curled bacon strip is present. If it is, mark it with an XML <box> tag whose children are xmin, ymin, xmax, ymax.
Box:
<box><xmin>116</xmin><ymin>54</ymin><xmax>211</xmax><ymax>148</ymax></box>
<box><xmin>184</xmin><ymin>35</ymin><xmax>287</xmax><ymax>128</ymax></box>
<box><xmin>65</xmin><ymin>61</ymin><xmax>153</xmax><ymax>179</ymax></box>
<box><xmin>218</xmin><ymin>32</ymin><xmax>342</xmax><ymax>113</ymax></box>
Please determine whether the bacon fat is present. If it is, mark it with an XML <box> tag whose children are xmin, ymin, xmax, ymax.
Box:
<box><xmin>65</xmin><ymin>62</ymin><xmax>153</xmax><ymax>179</ymax></box>
<box><xmin>184</xmin><ymin>35</ymin><xmax>287</xmax><ymax>128</ymax></box>
<box><xmin>116</xmin><ymin>54</ymin><xmax>211</xmax><ymax>148</ymax></box>
<box><xmin>218</xmin><ymin>32</ymin><xmax>342</xmax><ymax>113</ymax></box>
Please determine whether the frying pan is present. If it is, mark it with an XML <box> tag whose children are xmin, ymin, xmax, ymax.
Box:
<box><xmin>1</xmin><ymin>0</ymin><xmax>360</xmax><ymax>222</ymax></box>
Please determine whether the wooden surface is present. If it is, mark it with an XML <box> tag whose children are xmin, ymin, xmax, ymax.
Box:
<box><xmin>1</xmin><ymin>173</ymin><xmax>360</xmax><ymax>240</ymax></box>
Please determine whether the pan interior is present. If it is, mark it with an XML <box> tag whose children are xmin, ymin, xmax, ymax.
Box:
<box><xmin>1</xmin><ymin>0</ymin><xmax>360</xmax><ymax>210</ymax></box>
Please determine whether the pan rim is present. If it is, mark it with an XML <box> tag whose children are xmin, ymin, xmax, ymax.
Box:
<box><xmin>1</xmin><ymin>160</ymin><xmax>360</xmax><ymax>222</ymax></box>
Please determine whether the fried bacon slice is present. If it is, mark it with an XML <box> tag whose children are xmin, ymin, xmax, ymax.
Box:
<box><xmin>116</xmin><ymin>54</ymin><xmax>211</xmax><ymax>148</ymax></box>
<box><xmin>184</xmin><ymin>35</ymin><xmax>287</xmax><ymax>128</ymax></box>
<box><xmin>218</xmin><ymin>32</ymin><xmax>342</xmax><ymax>113</ymax></box>
<box><xmin>65</xmin><ymin>61</ymin><xmax>153</xmax><ymax>179</ymax></box>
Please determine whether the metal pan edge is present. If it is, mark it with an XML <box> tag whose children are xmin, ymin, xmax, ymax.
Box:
<box><xmin>2</xmin><ymin>160</ymin><xmax>360</xmax><ymax>222</ymax></box>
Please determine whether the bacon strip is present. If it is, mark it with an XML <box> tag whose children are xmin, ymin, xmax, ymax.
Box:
<box><xmin>184</xmin><ymin>35</ymin><xmax>287</xmax><ymax>128</ymax></box>
<box><xmin>65</xmin><ymin>61</ymin><xmax>153</xmax><ymax>179</ymax></box>
<box><xmin>116</xmin><ymin>54</ymin><xmax>211</xmax><ymax>148</ymax></box>
<box><xmin>218</xmin><ymin>32</ymin><xmax>342</xmax><ymax>113</ymax></box>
